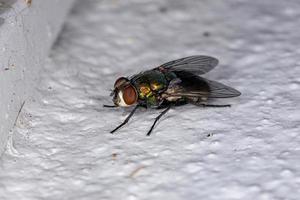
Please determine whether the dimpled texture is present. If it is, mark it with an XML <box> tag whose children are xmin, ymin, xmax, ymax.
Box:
<box><xmin>1</xmin><ymin>0</ymin><xmax>300</xmax><ymax>200</ymax></box>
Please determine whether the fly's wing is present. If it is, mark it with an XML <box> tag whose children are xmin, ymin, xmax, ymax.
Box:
<box><xmin>157</xmin><ymin>55</ymin><xmax>219</xmax><ymax>75</ymax></box>
<box><xmin>165</xmin><ymin>71</ymin><xmax>241</xmax><ymax>99</ymax></box>
<box><xmin>205</xmin><ymin>79</ymin><xmax>241</xmax><ymax>98</ymax></box>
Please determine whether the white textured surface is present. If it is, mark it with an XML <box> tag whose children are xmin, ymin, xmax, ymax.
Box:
<box><xmin>0</xmin><ymin>0</ymin><xmax>74</xmax><ymax>155</ymax></box>
<box><xmin>1</xmin><ymin>0</ymin><xmax>300</xmax><ymax>199</ymax></box>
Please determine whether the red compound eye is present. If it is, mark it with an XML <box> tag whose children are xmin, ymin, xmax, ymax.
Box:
<box><xmin>114</xmin><ymin>77</ymin><xmax>128</xmax><ymax>88</ymax></box>
<box><xmin>122</xmin><ymin>85</ymin><xmax>137</xmax><ymax>105</ymax></box>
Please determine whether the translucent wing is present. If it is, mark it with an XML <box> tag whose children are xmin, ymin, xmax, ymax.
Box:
<box><xmin>158</xmin><ymin>55</ymin><xmax>219</xmax><ymax>75</ymax></box>
<box><xmin>205</xmin><ymin>79</ymin><xmax>241</xmax><ymax>98</ymax></box>
<box><xmin>165</xmin><ymin>71</ymin><xmax>241</xmax><ymax>99</ymax></box>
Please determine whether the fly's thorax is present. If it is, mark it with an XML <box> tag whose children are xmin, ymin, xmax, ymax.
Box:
<box><xmin>130</xmin><ymin>70</ymin><xmax>169</xmax><ymax>107</ymax></box>
<box><xmin>137</xmin><ymin>81</ymin><xmax>164</xmax><ymax>98</ymax></box>
<box><xmin>164</xmin><ymin>71</ymin><xmax>177</xmax><ymax>82</ymax></box>
<box><xmin>135</xmin><ymin>83</ymin><xmax>159</xmax><ymax>107</ymax></box>
<box><xmin>138</xmin><ymin>83</ymin><xmax>151</xmax><ymax>98</ymax></box>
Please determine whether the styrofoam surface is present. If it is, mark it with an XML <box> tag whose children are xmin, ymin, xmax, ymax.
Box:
<box><xmin>1</xmin><ymin>0</ymin><xmax>300</xmax><ymax>199</ymax></box>
<box><xmin>0</xmin><ymin>0</ymin><xmax>74</xmax><ymax>155</ymax></box>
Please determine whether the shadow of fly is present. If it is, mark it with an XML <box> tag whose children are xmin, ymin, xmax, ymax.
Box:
<box><xmin>104</xmin><ymin>55</ymin><xmax>241</xmax><ymax>136</ymax></box>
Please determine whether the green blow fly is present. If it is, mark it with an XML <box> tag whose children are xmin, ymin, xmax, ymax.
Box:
<box><xmin>104</xmin><ymin>55</ymin><xmax>241</xmax><ymax>136</ymax></box>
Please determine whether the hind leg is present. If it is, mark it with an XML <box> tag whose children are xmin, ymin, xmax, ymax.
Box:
<box><xmin>197</xmin><ymin>104</ymin><xmax>231</xmax><ymax>108</ymax></box>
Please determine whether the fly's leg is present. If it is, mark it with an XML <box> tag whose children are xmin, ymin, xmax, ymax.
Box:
<box><xmin>198</xmin><ymin>104</ymin><xmax>231</xmax><ymax>108</ymax></box>
<box><xmin>146</xmin><ymin>105</ymin><xmax>171</xmax><ymax>136</ymax></box>
<box><xmin>188</xmin><ymin>99</ymin><xmax>231</xmax><ymax>108</ymax></box>
<box><xmin>103</xmin><ymin>105</ymin><xmax>117</xmax><ymax>108</ymax></box>
<box><xmin>110</xmin><ymin>104</ymin><xmax>140</xmax><ymax>134</ymax></box>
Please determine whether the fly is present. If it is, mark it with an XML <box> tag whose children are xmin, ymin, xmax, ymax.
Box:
<box><xmin>104</xmin><ymin>55</ymin><xmax>241</xmax><ymax>136</ymax></box>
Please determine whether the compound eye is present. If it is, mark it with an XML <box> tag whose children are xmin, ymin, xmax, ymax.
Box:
<box><xmin>114</xmin><ymin>77</ymin><xmax>129</xmax><ymax>88</ymax></box>
<box><xmin>122</xmin><ymin>85</ymin><xmax>137</xmax><ymax>105</ymax></box>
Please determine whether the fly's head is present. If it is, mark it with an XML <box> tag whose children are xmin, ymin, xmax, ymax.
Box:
<box><xmin>111</xmin><ymin>77</ymin><xmax>138</xmax><ymax>107</ymax></box>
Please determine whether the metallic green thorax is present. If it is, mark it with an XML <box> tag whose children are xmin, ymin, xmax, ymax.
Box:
<box><xmin>130</xmin><ymin>69</ymin><xmax>176</xmax><ymax>107</ymax></box>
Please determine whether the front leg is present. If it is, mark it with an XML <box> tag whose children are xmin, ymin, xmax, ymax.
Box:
<box><xmin>110</xmin><ymin>104</ymin><xmax>140</xmax><ymax>134</ymax></box>
<box><xmin>103</xmin><ymin>104</ymin><xmax>117</xmax><ymax>108</ymax></box>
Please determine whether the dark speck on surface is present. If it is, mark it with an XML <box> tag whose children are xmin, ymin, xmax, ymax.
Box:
<box><xmin>159</xmin><ymin>7</ymin><xmax>168</xmax><ymax>13</ymax></box>
<box><xmin>203</xmin><ymin>31</ymin><xmax>211</xmax><ymax>37</ymax></box>
<box><xmin>207</xmin><ymin>133</ymin><xmax>214</xmax><ymax>137</ymax></box>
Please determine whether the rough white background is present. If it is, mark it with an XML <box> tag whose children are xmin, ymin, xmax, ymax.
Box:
<box><xmin>0</xmin><ymin>0</ymin><xmax>74</xmax><ymax>155</ymax></box>
<box><xmin>1</xmin><ymin>0</ymin><xmax>300</xmax><ymax>199</ymax></box>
